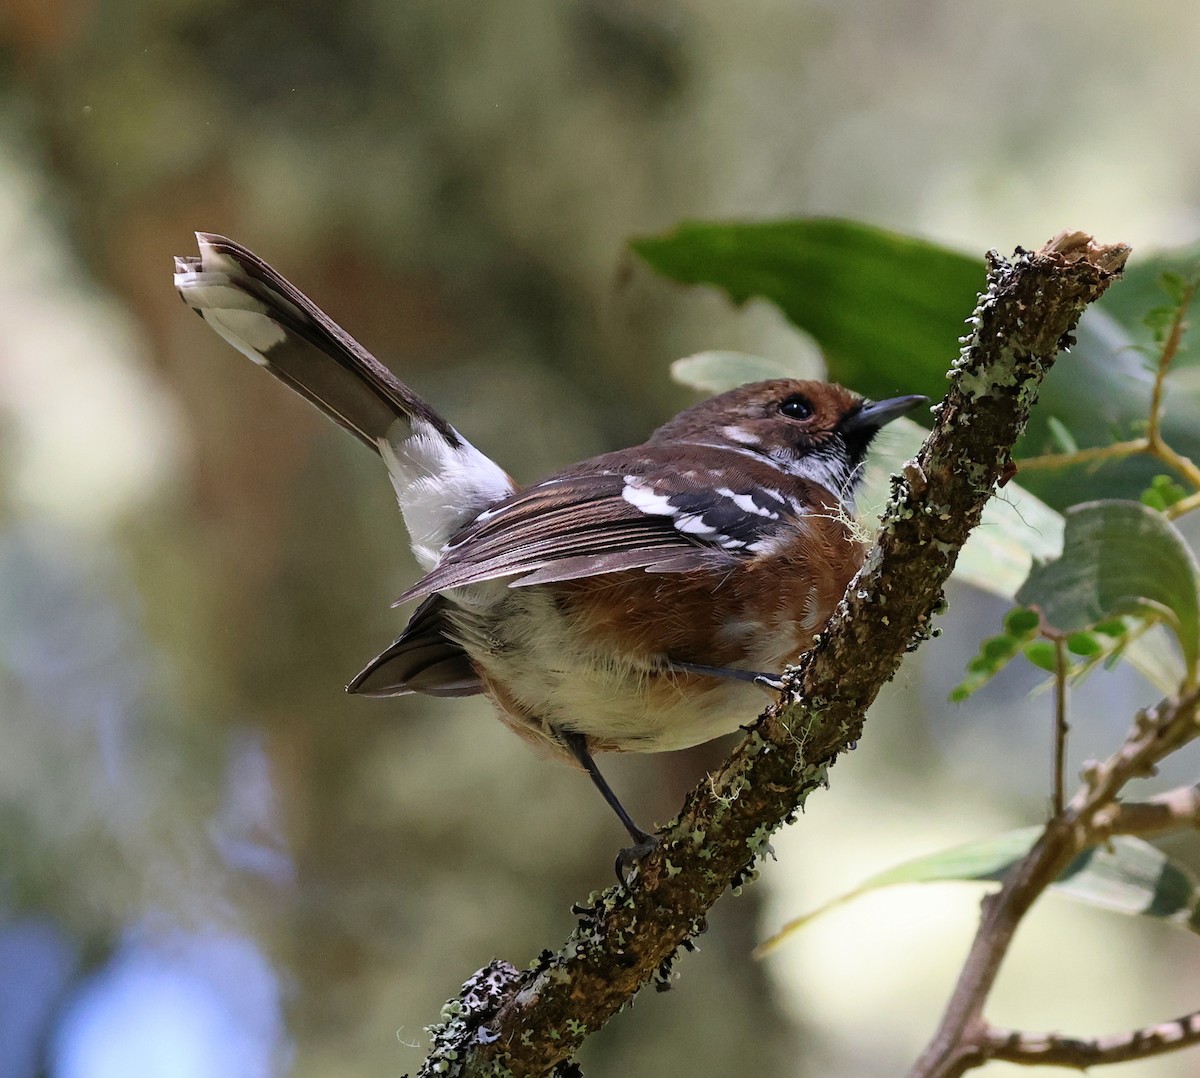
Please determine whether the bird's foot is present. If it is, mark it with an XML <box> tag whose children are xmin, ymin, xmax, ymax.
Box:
<box><xmin>668</xmin><ymin>659</ymin><xmax>785</xmax><ymax>692</ymax></box>
<box><xmin>615</xmin><ymin>832</ymin><xmax>661</xmax><ymax>885</ymax></box>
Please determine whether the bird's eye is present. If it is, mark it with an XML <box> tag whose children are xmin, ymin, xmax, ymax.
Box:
<box><xmin>779</xmin><ymin>395</ymin><xmax>813</xmax><ymax>420</ymax></box>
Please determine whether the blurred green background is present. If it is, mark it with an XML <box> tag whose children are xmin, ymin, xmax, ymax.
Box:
<box><xmin>2</xmin><ymin>2</ymin><xmax>1199</xmax><ymax>1076</ymax></box>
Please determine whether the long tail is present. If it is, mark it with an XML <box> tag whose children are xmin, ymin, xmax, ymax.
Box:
<box><xmin>174</xmin><ymin>233</ymin><xmax>455</xmax><ymax>452</ymax></box>
<box><xmin>174</xmin><ymin>233</ymin><xmax>514</xmax><ymax>566</ymax></box>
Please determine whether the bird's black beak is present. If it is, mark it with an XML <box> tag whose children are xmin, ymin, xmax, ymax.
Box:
<box><xmin>841</xmin><ymin>394</ymin><xmax>929</xmax><ymax>433</ymax></box>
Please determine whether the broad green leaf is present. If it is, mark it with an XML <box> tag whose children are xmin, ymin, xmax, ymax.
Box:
<box><xmin>633</xmin><ymin>217</ymin><xmax>1200</xmax><ymax>509</ymax></box>
<box><xmin>634</xmin><ymin>218</ymin><xmax>983</xmax><ymax>405</ymax></box>
<box><xmin>1015</xmin><ymin>500</ymin><xmax>1200</xmax><ymax>673</ymax></box>
<box><xmin>755</xmin><ymin>830</ymin><xmax>1200</xmax><ymax>957</ymax></box>
<box><xmin>670</xmin><ymin>350</ymin><xmax>811</xmax><ymax>393</ymax></box>
<box><xmin>859</xmin><ymin>417</ymin><xmax>1062</xmax><ymax>597</ymax></box>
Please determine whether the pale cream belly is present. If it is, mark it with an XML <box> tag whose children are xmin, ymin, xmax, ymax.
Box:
<box><xmin>445</xmin><ymin>584</ymin><xmax>781</xmax><ymax>756</ymax></box>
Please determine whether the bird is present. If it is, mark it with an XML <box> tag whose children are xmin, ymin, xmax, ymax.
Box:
<box><xmin>174</xmin><ymin>233</ymin><xmax>925</xmax><ymax>877</ymax></box>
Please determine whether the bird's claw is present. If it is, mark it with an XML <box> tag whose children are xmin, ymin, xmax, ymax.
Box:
<box><xmin>615</xmin><ymin>834</ymin><xmax>661</xmax><ymax>885</ymax></box>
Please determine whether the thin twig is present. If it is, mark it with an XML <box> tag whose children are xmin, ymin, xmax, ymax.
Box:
<box><xmin>1099</xmin><ymin>783</ymin><xmax>1200</xmax><ymax>837</ymax></box>
<box><xmin>1147</xmin><ymin>280</ymin><xmax>1195</xmax><ymax>450</ymax></box>
<box><xmin>982</xmin><ymin>1009</ymin><xmax>1200</xmax><ymax>1068</ymax></box>
<box><xmin>1052</xmin><ymin>637</ymin><xmax>1068</xmax><ymax>817</ymax></box>
<box><xmin>908</xmin><ymin>689</ymin><xmax>1200</xmax><ymax>1078</ymax></box>
<box><xmin>1166</xmin><ymin>489</ymin><xmax>1200</xmax><ymax>520</ymax></box>
<box><xmin>1016</xmin><ymin>438</ymin><xmax>1148</xmax><ymax>473</ymax></box>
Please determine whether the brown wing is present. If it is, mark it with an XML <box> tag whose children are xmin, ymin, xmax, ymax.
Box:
<box><xmin>393</xmin><ymin>446</ymin><xmax>812</xmax><ymax>605</ymax></box>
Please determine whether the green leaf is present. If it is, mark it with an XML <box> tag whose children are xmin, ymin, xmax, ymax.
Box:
<box><xmin>849</xmin><ymin>413</ymin><xmax>1185</xmax><ymax>691</ymax></box>
<box><xmin>1003</xmin><ymin>608</ymin><xmax>1041</xmax><ymax>636</ymax></box>
<box><xmin>636</xmin><ymin>220</ymin><xmax>1200</xmax><ymax>509</ymax></box>
<box><xmin>1142</xmin><ymin>305</ymin><xmax>1177</xmax><ymax>343</ymax></box>
<box><xmin>1046</xmin><ymin>416</ymin><xmax>1079</xmax><ymax>455</ymax></box>
<box><xmin>1015</xmin><ymin>500</ymin><xmax>1200</xmax><ymax>673</ymax></box>
<box><xmin>1141</xmin><ymin>487</ymin><xmax>1168</xmax><ymax>512</ymax></box>
<box><xmin>952</xmin><ymin>629</ymin><xmax>1027</xmax><ymax>701</ymax></box>
<box><xmin>1066</xmin><ymin>631</ymin><xmax>1103</xmax><ymax>657</ymax></box>
<box><xmin>1141</xmin><ymin>474</ymin><xmax>1187</xmax><ymax>511</ymax></box>
<box><xmin>670</xmin><ymin>350</ymin><xmax>812</xmax><ymax>394</ymax></box>
<box><xmin>755</xmin><ymin>830</ymin><xmax>1200</xmax><ymax>957</ymax></box>
<box><xmin>1059</xmin><ymin>838</ymin><xmax>1200</xmax><ymax>922</ymax></box>
<box><xmin>1160</xmin><ymin>271</ymin><xmax>1192</xmax><ymax>306</ymax></box>
<box><xmin>1023</xmin><ymin>640</ymin><xmax>1059</xmax><ymax>672</ymax></box>
<box><xmin>633</xmin><ymin>218</ymin><xmax>983</xmax><ymax>405</ymax></box>
<box><xmin>982</xmin><ymin>635</ymin><xmax>1019</xmax><ymax>661</ymax></box>
<box><xmin>1011</xmin><ymin>307</ymin><xmax>1150</xmax><ymax>502</ymax></box>
<box><xmin>1017</xmin><ymin>248</ymin><xmax>1200</xmax><ymax>508</ymax></box>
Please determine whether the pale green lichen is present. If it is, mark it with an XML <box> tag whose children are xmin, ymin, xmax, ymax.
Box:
<box><xmin>746</xmin><ymin>824</ymin><xmax>775</xmax><ymax>857</ymax></box>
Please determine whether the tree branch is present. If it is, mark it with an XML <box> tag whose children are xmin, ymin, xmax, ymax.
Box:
<box><xmin>416</xmin><ymin>231</ymin><xmax>1129</xmax><ymax>1078</ymax></box>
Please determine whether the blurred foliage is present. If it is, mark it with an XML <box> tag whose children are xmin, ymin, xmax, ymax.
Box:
<box><xmin>3</xmin><ymin>2</ymin><xmax>1200</xmax><ymax>1077</ymax></box>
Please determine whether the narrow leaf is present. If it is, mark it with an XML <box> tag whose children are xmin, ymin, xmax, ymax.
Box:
<box><xmin>755</xmin><ymin>831</ymin><xmax>1200</xmax><ymax>957</ymax></box>
<box><xmin>1046</xmin><ymin>416</ymin><xmax>1079</xmax><ymax>455</ymax></box>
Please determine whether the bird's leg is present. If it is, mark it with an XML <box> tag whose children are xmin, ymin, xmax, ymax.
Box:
<box><xmin>559</xmin><ymin>730</ymin><xmax>659</xmax><ymax>882</ymax></box>
<box><xmin>664</xmin><ymin>659</ymin><xmax>785</xmax><ymax>693</ymax></box>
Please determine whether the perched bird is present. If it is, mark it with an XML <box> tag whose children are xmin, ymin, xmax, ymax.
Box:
<box><xmin>174</xmin><ymin>233</ymin><xmax>924</xmax><ymax>875</ymax></box>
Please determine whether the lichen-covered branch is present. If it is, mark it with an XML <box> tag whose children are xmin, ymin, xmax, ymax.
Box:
<box><xmin>416</xmin><ymin>232</ymin><xmax>1129</xmax><ymax>1078</ymax></box>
